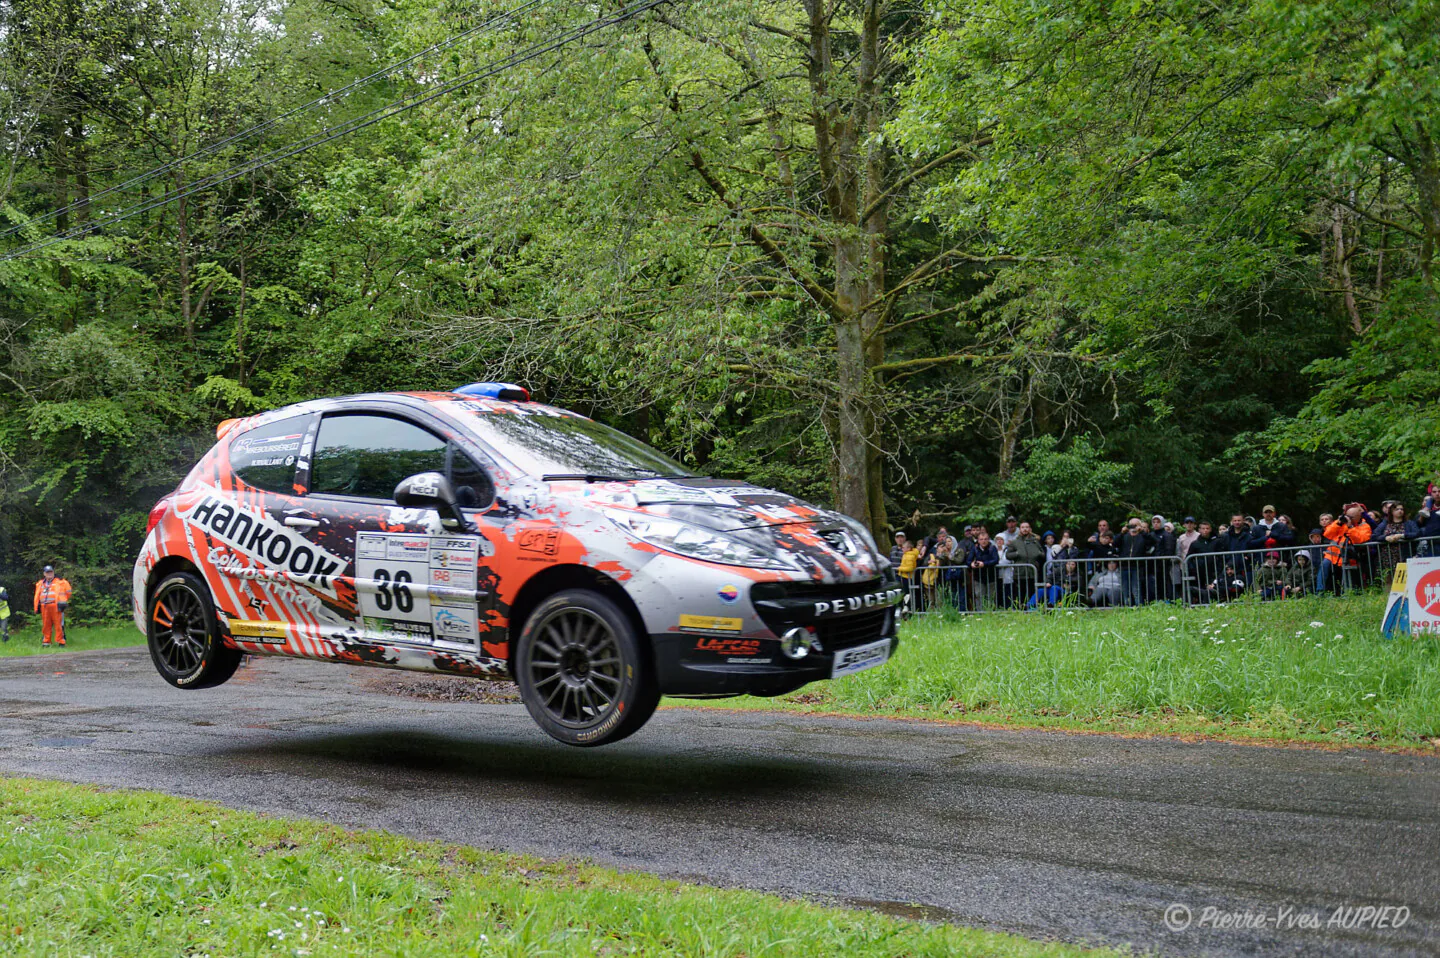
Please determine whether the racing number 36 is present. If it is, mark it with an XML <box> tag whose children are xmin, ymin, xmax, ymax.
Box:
<box><xmin>372</xmin><ymin>569</ymin><xmax>414</xmax><ymax>613</ymax></box>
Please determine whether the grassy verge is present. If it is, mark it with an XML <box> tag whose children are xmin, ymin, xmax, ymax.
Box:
<box><xmin>0</xmin><ymin>620</ymin><xmax>141</xmax><ymax>657</ymax></box>
<box><xmin>0</xmin><ymin>777</ymin><xmax>1116</xmax><ymax>957</ymax></box>
<box><xmin>669</xmin><ymin>594</ymin><xmax>1440</xmax><ymax>750</ymax></box>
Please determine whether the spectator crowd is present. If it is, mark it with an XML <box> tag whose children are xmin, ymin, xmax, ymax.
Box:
<box><xmin>890</xmin><ymin>487</ymin><xmax>1440</xmax><ymax>612</ymax></box>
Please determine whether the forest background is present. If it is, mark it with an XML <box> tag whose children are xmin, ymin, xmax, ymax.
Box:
<box><xmin>1</xmin><ymin>0</ymin><xmax>1436</xmax><ymax>618</ymax></box>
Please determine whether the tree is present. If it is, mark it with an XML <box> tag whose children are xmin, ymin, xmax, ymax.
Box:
<box><xmin>409</xmin><ymin>0</ymin><xmax>1045</xmax><ymax>536</ymax></box>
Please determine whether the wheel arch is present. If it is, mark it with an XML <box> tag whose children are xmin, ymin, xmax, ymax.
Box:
<box><xmin>504</xmin><ymin>564</ymin><xmax>648</xmax><ymax>677</ymax></box>
<box><xmin>146</xmin><ymin>555</ymin><xmax>203</xmax><ymax>602</ymax></box>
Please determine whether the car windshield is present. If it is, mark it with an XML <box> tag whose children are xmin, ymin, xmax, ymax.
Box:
<box><xmin>459</xmin><ymin>409</ymin><xmax>693</xmax><ymax>480</ymax></box>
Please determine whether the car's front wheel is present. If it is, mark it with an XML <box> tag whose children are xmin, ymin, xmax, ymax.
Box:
<box><xmin>515</xmin><ymin>589</ymin><xmax>659</xmax><ymax>747</ymax></box>
<box><xmin>147</xmin><ymin>571</ymin><xmax>243</xmax><ymax>689</ymax></box>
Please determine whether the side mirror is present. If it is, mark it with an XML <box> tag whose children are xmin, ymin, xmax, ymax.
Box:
<box><xmin>394</xmin><ymin>472</ymin><xmax>473</xmax><ymax>532</ymax></box>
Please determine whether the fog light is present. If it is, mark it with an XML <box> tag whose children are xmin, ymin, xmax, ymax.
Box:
<box><xmin>779</xmin><ymin>627</ymin><xmax>811</xmax><ymax>660</ymax></box>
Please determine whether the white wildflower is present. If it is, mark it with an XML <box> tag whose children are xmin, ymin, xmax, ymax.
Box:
<box><xmin>1310</xmin><ymin>621</ymin><xmax>1324</xmax><ymax>628</ymax></box>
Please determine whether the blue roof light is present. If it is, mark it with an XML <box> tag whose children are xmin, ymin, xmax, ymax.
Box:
<box><xmin>454</xmin><ymin>382</ymin><xmax>531</xmax><ymax>402</ymax></box>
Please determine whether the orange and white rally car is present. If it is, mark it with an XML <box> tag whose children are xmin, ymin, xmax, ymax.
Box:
<box><xmin>133</xmin><ymin>384</ymin><xmax>901</xmax><ymax>745</ymax></box>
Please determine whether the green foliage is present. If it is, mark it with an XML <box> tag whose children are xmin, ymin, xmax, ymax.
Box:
<box><xmin>1</xmin><ymin>0</ymin><xmax>1435</xmax><ymax>607</ymax></box>
<box><xmin>1273</xmin><ymin>281</ymin><xmax>1440</xmax><ymax>484</ymax></box>
<box><xmin>999</xmin><ymin>435</ymin><xmax>1132</xmax><ymax>528</ymax></box>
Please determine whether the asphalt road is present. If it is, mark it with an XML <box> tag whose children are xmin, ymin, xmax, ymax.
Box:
<box><xmin>0</xmin><ymin>648</ymin><xmax>1436</xmax><ymax>957</ymax></box>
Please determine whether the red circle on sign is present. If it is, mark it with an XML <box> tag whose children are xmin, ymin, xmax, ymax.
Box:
<box><xmin>1414</xmin><ymin>570</ymin><xmax>1440</xmax><ymax>616</ymax></box>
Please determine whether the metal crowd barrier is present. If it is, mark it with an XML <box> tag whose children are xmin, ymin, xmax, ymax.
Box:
<box><xmin>893</xmin><ymin>533</ymin><xmax>1440</xmax><ymax>616</ymax></box>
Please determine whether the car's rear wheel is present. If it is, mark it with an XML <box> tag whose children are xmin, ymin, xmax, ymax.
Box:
<box><xmin>147</xmin><ymin>571</ymin><xmax>242</xmax><ymax>689</ymax></box>
<box><xmin>515</xmin><ymin>589</ymin><xmax>658</xmax><ymax>747</ymax></box>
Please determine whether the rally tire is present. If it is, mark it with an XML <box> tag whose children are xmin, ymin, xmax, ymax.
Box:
<box><xmin>514</xmin><ymin>589</ymin><xmax>659</xmax><ymax>747</ymax></box>
<box><xmin>146</xmin><ymin>572</ymin><xmax>242</xmax><ymax>690</ymax></box>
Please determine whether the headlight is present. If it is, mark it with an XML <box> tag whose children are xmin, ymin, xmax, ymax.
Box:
<box><xmin>609</xmin><ymin>514</ymin><xmax>796</xmax><ymax>569</ymax></box>
<box><xmin>837</xmin><ymin>514</ymin><xmax>881</xmax><ymax>561</ymax></box>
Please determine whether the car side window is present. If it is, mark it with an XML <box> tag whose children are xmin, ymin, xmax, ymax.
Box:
<box><xmin>310</xmin><ymin>414</ymin><xmax>447</xmax><ymax>500</ymax></box>
<box><xmin>229</xmin><ymin>415</ymin><xmax>311</xmax><ymax>493</ymax></box>
<box><xmin>449</xmin><ymin>445</ymin><xmax>494</xmax><ymax>508</ymax></box>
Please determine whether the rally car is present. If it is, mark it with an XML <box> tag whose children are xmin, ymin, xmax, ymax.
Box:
<box><xmin>133</xmin><ymin>384</ymin><xmax>901</xmax><ymax>746</ymax></box>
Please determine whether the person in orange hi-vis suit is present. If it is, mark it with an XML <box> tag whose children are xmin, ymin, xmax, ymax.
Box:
<box><xmin>33</xmin><ymin>565</ymin><xmax>72</xmax><ymax>646</ymax></box>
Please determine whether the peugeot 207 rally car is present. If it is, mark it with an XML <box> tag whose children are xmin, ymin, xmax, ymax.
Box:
<box><xmin>133</xmin><ymin>384</ymin><xmax>901</xmax><ymax>746</ymax></box>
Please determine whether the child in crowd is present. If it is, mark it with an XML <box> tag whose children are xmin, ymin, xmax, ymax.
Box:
<box><xmin>1286</xmin><ymin>553</ymin><xmax>1312</xmax><ymax>598</ymax></box>
<box><xmin>1255</xmin><ymin>551</ymin><xmax>1287</xmax><ymax>600</ymax></box>
<box><xmin>1209</xmin><ymin>565</ymin><xmax>1247</xmax><ymax>602</ymax></box>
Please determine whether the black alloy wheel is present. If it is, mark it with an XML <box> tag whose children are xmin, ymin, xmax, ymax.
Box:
<box><xmin>515</xmin><ymin>589</ymin><xmax>658</xmax><ymax>747</ymax></box>
<box><xmin>147</xmin><ymin>571</ymin><xmax>243</xmax><ymax>689</ymax></box>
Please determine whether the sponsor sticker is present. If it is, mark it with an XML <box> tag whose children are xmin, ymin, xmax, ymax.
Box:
<box><xmin>518</xmin><ymin>527</ymin><xmax>561</xmax><ymax>555</ymax></box>
<box><xmin>694</xmin><ymin>637</ymin><xmax>761</xmax><ymax>656</ymax></box>
<box><xmin>363</xmin><ymin>618</ymin><xmax>433</xmax><ymax>643</ymax></box>
<box><xmin>229</xmin><ymin>620</ymin><xmax>288</xmax><ymax>641</ymax></box>
<box><xmin>386</xmin><ymin>538</ymin><xmax>431</xmax><ymax>562</ymax></box>
<box><xmin>233</xmin><ymin>433</ymin><xmax>303</xmax><ymax>456</ymax></box>
<box><xmin>185</xmin><ymin>495</ymin><xmax>345</xmax><ymax>594</ymax></box>
<box><xmin>432</xmin><ymin>605</ymin><xmax>476</xmax><ymax>641</ymax></box>
<box><xmin>678</xmin><ymin>614</ymin><xmax>743</xmax><ymax>633</ymax></box>
<box><xmin>717</xmin><ymin>584</ymin><xmax>740</xmax><ymax>603</ymax></box>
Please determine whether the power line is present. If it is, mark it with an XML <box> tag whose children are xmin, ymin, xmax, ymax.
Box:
<box><xmin>0</xmin><ymin>0</ymin><xmax>556</xmax><ymax>241</ymax></box>
<box><xmin>0</xmin><ymin>0</ymin><xmax>668</xmax><ymax>263</ymax></box>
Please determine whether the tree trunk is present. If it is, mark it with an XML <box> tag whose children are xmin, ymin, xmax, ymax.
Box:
<box><xmin>1331</xmin><ymin>202</ymin><xmax>1363</xmax><ymax>335</ymax></box>
<box><xmin>834</xmin><ymin>237</ymin><xmax>871</xmax><ymax>523</ymax></box>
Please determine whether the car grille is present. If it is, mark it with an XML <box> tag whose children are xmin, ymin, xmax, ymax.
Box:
<box><xmin>750</xmin><ymin>577</ymin><xmax>893</xmax><ymax>652</ymax></box>
<box><xmin>814</xmin><ymin>608</ymin><xmax>890</xmax><ymax>652</ymax></box>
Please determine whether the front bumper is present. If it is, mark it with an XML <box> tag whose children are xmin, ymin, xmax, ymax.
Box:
<box><xmin>652</xmin><ymin>571</ymin><xmax>902</xmax><ymax>697</ymax></box>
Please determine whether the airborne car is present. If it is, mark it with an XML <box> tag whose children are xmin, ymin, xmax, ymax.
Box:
<box><xmin>133</xmin><ymin>384</ymin><xmax>901</xmax><ymax>746</ymax></box>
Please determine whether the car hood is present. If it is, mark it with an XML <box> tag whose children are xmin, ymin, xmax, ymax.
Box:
<box><xmin>552</xmin><ymin>477</ymin><xmax>884</xmax><ymax>582</ymax></box>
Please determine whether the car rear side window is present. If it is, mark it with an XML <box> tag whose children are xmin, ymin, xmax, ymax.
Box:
<box><xmin>229</xmin><ymin>415</ymin><xmax>311</xmax><ymax>492</ymax></box>
<box><xmin>310</xmin><ymin>414</ymin><xmax>447</xmax><ymax>500</ymax></box>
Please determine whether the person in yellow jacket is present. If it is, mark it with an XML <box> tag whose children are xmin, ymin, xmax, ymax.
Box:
<box><xmin>34</xmin><ymin>565</ymin><xmax>72</xmax><ymax>646</ymax></box>
<box><xmin>0</xmin><ymin>586</ymin><xmax>10</xmax><ymax>641</ymax></box>
<box><xmin>897</xmin><ymin>542</ymin><xmax>920</xmax><ymax>615</ymax></box>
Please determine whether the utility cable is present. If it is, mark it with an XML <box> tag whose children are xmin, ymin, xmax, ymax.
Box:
<box><xmin>0</xmin><ymin>0</ymin><xmax>668</xmax><ymax>263</ymax></box>
<box><xmin>0</xmin><ymin>0</ymin><xmax>556</xmax><ymax>240</ymax></box>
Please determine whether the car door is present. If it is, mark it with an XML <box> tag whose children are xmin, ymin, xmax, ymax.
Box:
<box><xmin>201</xmin><ymin>411</ymin><xmax>354</xmax><ymax>646</ymax></box>
<box><xmin>303</xmin><ymin>411</ymin><xmax>493</xmax><ymax>652</ymax></box>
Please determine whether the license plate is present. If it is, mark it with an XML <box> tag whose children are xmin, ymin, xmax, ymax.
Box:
<box><xmin>831</xmin><ymin>638</ymin><xmax>892</xmax><ymax>678</ymax></box>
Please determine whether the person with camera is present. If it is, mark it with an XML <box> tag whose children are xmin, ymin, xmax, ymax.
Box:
<box><xmin>33</xmin><ymin>565</ymin><xmax>73</xmax><ymax>647</ymax></box>
<box><xmin>1322</xmin><ymin>505</ymin><xmax>1372</xmax><ymax>595</ymax></box>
